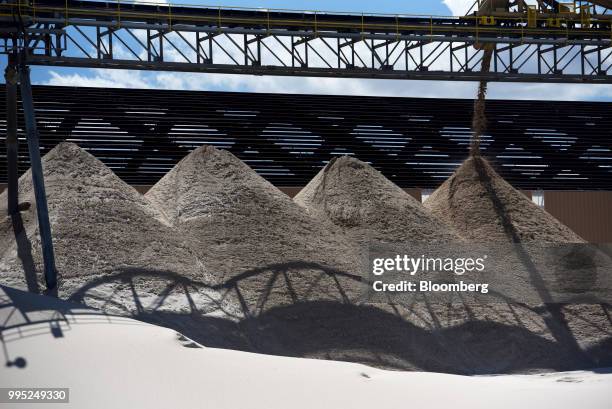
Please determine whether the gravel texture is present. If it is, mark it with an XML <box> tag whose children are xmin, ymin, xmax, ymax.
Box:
<box><xmin>1</xmin><ymin>144</ymin><xmax>609</xmax><ymax>374</ymax></box>
<box><xmin>145</xmin><ymin>146</ymin><xmax>366</xmax><ymax>316</ymax></box>
<box><xmin>294</xmin><ymin>156</ymin><xmax>460</xmax><ymax>244</ymax></box>
<box><xmin>0</xmin><ymin>143</ymin><xmax>242</xmax><ymax>346</ymax></box>
<box><xmin>424</xmin><ymin>156</ymin><xmax>585</xmax><ymax>243</ymax></box>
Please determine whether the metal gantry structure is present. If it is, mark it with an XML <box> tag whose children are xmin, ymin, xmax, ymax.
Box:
<box><xmin>0</xmin><ymin>0</ymin><xmax>610</xmax><ymax>82</ymax></box>
<box><xmin>0</xmin><ymin>0</ymin><xmax>611</xmax><ymax>292</ymax></box>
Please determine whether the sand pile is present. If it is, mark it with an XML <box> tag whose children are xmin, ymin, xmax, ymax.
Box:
<box><xmin>0</xmin><ymin>143</ymin><xmax>242</xmax><ymax>345</ymax></box>
<box><xmin>2</xmin><ymin>144</ymin><xmax>609</xmax><ymax>373</ymax></box>
<box><xmin>106</xmin><ymin>148</ymin><xmax>612</xmax><ymax>372</ymax></box>
<box><xmin>294</xmin><ymin>156</ymin><xmax>459</xmax><ymax>244</ymax></box>
<box><xmin>145</xmin><ymin>146</ymin><xmax>365</xmax><ymax>315</ymax></box>
<box><xmin>415</xmin><ymin>156</ymin><xmax>611</xmax><ymax>373</ymax></box>
<box><xmin>424</xmin><ymin>156</ymin><xmax>584</xmax><ymax>243</ymax></box>
<box><xmin>288</xmin><ymin>155</ymin><xmax>609</xmax><ymax>373</ymax></box>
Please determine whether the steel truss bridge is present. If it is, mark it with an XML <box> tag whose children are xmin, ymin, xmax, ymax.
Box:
<box><xmin>0</xmin><ymin>0</ymin><xmax>611</xmax><ymax>83</ymax></box>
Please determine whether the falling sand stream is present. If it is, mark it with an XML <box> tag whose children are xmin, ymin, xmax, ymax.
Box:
<box><xmin>470</xmin><ymin>47</ymin><xmax>493</xmax><ymax>157</ymax></box>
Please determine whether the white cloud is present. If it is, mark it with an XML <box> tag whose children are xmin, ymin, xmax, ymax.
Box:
<box><xmin>442</xmin><ymin>0</ymin><xmax>477</xmax><ymax>16</ymax></box>
<box><xmin>134</xmin><ymin>0</ymin><xmax>168</xmax><ymax>4</ymax></box>
<box><xmin>488</xmin><ymin>82</ymin><xmax>612</xmax><ymax>101</ymax></box>
<box><xmin>442</xmin><ymin>0</ymin><xmax>542</xmax><ymax>15</ymax></box>
<box><xmin>46</xmin><ymin>70</ymin><xmax>153</xmax><ymax>89</ymax></box>
<box><xmin>44</xmin><ymin>68</ymin><xmax>612</xmax><ymax>101</ymax></box>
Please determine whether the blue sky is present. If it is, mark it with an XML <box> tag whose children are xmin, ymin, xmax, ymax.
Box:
<box><xmin>176</xmin><ymin>0</ymin><xmax>448</xmax><ymax>14</ymax></box>
<box><xmin>3</xmin><ymin>0</ymin><xmax>611</xmax><ymax>101</ymax></box>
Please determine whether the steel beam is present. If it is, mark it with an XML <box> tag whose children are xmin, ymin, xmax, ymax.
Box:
<box><xmin>1</xmin><ymin>83</ymin><xmax>610</xmax><ymax>190</ymax></box>
<box><xmin>21</xmin><ymin>55</ymin><xmax>611</xmax><ymax>83</ymax></box>
<box><xmin>18</xmin><ymin>66</ymin><xmax>57</xmax><ymax>293</ymax></box>
<box><xmin>0</xmin><ymin>0</ymin><xmax>610</xmax><ymax>83</ymax></box>
<box><xmin>4</xmin><ymin>58</ymin><xmax>18</xmax><ymax>216</ymax></box>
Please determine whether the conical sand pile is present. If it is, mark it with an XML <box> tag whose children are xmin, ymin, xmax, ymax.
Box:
<box><xmin>2</xmin><ymin>144</ymin><xmax>609</xmax><ymax>373</ymax></box>
<box><xmin>145</xmin><ymin>146</ymin><xmax>365</xmax><ymax>314</ymax></box>
<box><xmin>291</xmin><ymin>155</ymin><xmax>609</xmax><ymax>372</ymax></box>
<box><xmin>294</xmin><ymin>156</ymin><xmax>460</xmax><ymax>244</ymax></box>
<box><xmin>0</xmin><ymin>143</ymin><xmax>242</xmax><ymax>341</ymax></box>
<box><xmin>424</xmin><ymin>156</ymin><xmax>584</xmax><ymax>243</ymax></box>
<box><xmin>418</xmin><ymin>156</ymin><xmax>611</xmax><ymax>373</ymax></box>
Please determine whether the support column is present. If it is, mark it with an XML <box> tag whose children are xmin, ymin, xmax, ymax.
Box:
<box><xmin>5</xmin><ymin>60</ymin><xmax>18</xmax><ymax>216</ymax></box>
<box><xmin>19</xmin><ymin>66</ymin><xmax>57</xmax><ymax>292</ymax></box>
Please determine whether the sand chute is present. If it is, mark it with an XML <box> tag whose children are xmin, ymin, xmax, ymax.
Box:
<box><xmin>470</xmin><ymin>47</ymin><xmax>493</xmax><ymax>157</ymax></box>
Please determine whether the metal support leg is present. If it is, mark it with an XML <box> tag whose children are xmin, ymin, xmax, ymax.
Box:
<box><xmin>5</xmin><ymin>63</ymin><xmax>19</xmax><ymax>216</ymax></box>
<box><xmin>18</xmin><ymin>66</ymin><xmax>57</xmax><ymax>292</ymax></box>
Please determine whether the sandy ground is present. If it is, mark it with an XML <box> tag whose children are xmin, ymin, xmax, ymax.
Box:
<box><xmin>1</xmin><ymin>286</ymin><xmax>611</xmax><ymax>409</ymax></box>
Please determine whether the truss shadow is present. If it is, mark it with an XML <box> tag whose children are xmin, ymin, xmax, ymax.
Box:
<box><xmin>56</xmin><ymin>261</ymin><xmax>612</xmax><ymax>374</ymax></box>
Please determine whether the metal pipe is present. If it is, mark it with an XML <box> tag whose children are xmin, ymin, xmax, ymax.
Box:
<box><xmin>18</xmin><ymin>65</ymin><xmax>57</xmax><ymax>293</ymax></box>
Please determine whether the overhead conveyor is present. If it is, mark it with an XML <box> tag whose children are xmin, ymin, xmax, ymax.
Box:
<box><xmin>0</xmin><ymin>0</ymin><xmax>610</xmax><ymax>82</ymax></box>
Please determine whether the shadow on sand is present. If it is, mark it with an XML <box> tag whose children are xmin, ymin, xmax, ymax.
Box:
<box><xmin>4</xmin><ymin>259</ymin><xmax>603</xmax><ymax>375</ymax></box>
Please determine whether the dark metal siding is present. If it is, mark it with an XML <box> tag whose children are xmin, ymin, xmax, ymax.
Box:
<box><xmin>1</xmin><ymin>85</ymin><xmax>611</xmax><ymax>190</ymax></box>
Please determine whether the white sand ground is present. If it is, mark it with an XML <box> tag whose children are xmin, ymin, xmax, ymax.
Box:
<box><xmin>1</xmin><ymin>286</ymin><xmax>611</xmax><ymax>409</ymax></box>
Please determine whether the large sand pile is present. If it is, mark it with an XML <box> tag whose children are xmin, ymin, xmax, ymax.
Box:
<box><xmin>294</xmin><ymin>156</ymin><xmax>459</xmax><ymax>243</ymax></box>
<box><xmin>424</xmin><ymin>156</ymin><xmax>584</xmax><ymax>243</ymax></box>
<box><xmin>0</xmin><ymin>143</ymin><xmax>242</xmax><ymax>346</ymax></box>
<box><xmin>414</xmin><ymin>156</ymin><xmax>611</xmax><ymax>373</ymax></box>
<box><xmin>145</xmin><ymin>146</ymin><xmax>365</xmax><ymax>315</ymax></box>
<box><xmin>279</xmin><ymin>155</ymin><xmax>610</xmax><ymax>373</ymax></box>
<box><xmin>2</xmin><ymin>144</ymin><xmax>609</xmax><ymax>374</ymax></box>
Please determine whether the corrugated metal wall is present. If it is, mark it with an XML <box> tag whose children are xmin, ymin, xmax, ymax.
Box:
<box><xmin>544</xmin><ymin>191</ymin><xmax>612</xmax><ymax>244</ymax></box>
<box><xmin>2</xmin><ymin>85</ymin><xmax>612</xmax><ymax>190</ymax></box>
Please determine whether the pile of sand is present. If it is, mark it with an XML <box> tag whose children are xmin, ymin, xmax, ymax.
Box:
<box><xmin>0</xmin><ymin>143</ymin><xmax>242</xmax><ymax>345</ymax></box>
<box><xmin>294</xmin><ymin>156</ymin><xmax>460</xmax><ymax>244</ymax></box>
<box><xmin>424</xmin><ymin>156</ymin><xmax>584</xmax><ymax>243</ymax></box>
<box><xmin>416</xmin><ymin>156</ymin><xmax>611</xmax><ymax>373</ymax></box>
<box><xmin>290</xmin><ymin>155</ymin><xmax>609</xmax><ymax>372</ymax></box>
<box><xmin>145</xmin><ymin>146</ymin><xmax>366</xmax><ymax>316</ymax></box>
<box><xmin>281</xmin><ymin>155</ymin><xmax>609</xmax><ymax>373</ymax></box>
<box><xmin>2</xmin><ymin>144</ymin><xmax>609</xmax><ymax>373</ymax></box>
